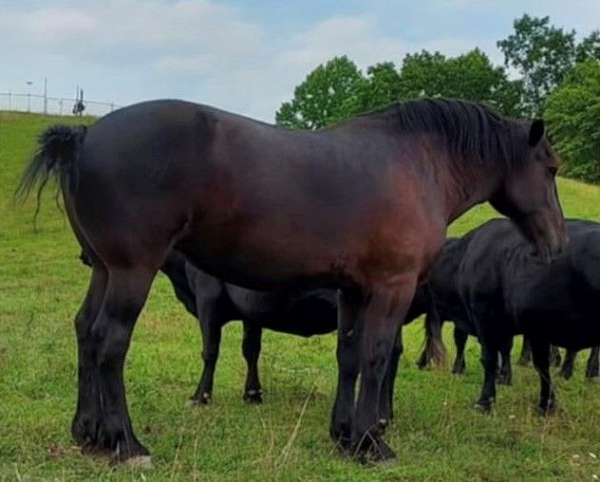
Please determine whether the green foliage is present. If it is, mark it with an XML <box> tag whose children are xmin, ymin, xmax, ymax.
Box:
<box><xmin>545</xmin><ymin>60</ymin><xmax>600</xmax><ymax>183</ymax></box>
<box><xmin>576</xmin><ymin>31</ymin><xmax>600</xmax><ymax>63</ymax></box>
<box><xmin>275</xmin><ymin>56</ymin><xmax>365</xmax><ymax>129</ymax></box>
<box><xmin>397</xmin><ymin>49</ymin><xmax>525</xmax><ymax>117</ymax></box>
<box><xmin>497</xmin><ymin>14</ymin><xmax>577</xmax><ymax>116</ymax></box>
<box><xmin>276</xmin><ymin>49</ymin><xmax>524</xmax><ymax>130</ymax></box>
<box><xmin>353</xmin><ymin>61</ymin><xmax>403</xmax><ymax>113</ymax></box>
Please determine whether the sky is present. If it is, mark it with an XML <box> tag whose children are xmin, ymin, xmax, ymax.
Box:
<box><xmin>2</xmin><ymin>0</ymin><xmax>600</xmax><ymax>121</ymax></box>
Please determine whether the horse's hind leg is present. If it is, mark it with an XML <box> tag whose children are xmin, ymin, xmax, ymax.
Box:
<box><xmin>586</xmin><ymin>346</ymin><xmax>600</xmax><ymax>381</ymax></box>
<box><xmin>72</xmin><ymin>263</ymin><xmax>108</xmax><ymax>449</ymax></box>
<box><xmin>91</xmin><ymin>266</ymin><xmax>157</xmax><ymax>463</ymax></box>
<box><xmin>560</xmin><ymin>350</ymin><xmax>577</xmax><ymax>380</ymax></box>
<box><xmin>190</xmin><ymin>298</ymin><xmax>225</xmax><ymax>405</ymax></box>
<box><xmin>452</xmin><ymin>327</ymin><xmax>468</xmax><ymax>375</ymax></box>
<box><xmin>242</xmin><ymin>322</ymin><xmax>263</xmax><ymax>403</ymax></box>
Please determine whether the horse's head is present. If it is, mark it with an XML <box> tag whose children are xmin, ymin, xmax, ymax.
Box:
<box><xmin>490</xmin><ymin>119</ymin><xmax>567</xmax><ymax>262</ymax></box>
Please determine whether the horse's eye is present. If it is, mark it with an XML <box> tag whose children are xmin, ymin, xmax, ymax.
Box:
<box><xmin>548</xmin><ymin>166</ymin><xmax>558</xmax><ymax>176</ymax></box>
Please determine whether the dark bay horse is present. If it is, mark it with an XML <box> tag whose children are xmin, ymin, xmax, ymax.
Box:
<box><xmin>18</xmin><ymin>98</ymin><xmax>566</xmax><ymax>464</ymax></box>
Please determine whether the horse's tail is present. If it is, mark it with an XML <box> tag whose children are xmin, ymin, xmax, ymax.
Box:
<box><xmin>423</xmin><ymin>307</ymin><xmax>447</xmax><ymax>368</ymax></box>
<box><xmin>15</xmin><ymin>124</ymin><xmax>87</xmax><ymax>225</ymax></box>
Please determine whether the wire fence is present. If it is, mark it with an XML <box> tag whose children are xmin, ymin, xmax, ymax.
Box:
<box><xmin>0</xmin><ymin>92</ymin><xmax>121</xmax><ymax>117</ymax></box>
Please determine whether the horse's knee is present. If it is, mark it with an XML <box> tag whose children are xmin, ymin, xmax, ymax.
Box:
<box><xmin>94</xmin><ymin>328</ymin><xmax>130</xmax><ymax>368</ymax></box>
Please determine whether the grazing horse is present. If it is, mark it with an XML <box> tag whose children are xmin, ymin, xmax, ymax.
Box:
<box><xmin>443</xmin><ymin>330</ymin><xmax>598</xmax><ymax>382</ymax></box>
<box><xmin>517</xmin><ymin>337</ymin><xmax>599</xmax><ymax>380</ymax></box>
<box><xmin>17</xmin><ymin>98</ymin><xmax>565</xmax><ymax>463</ymax></box>
<box><xmin>122</xmin><ymin>250</ymin><xmax>427</xmax><ymax>420</ymax></box>
<box><xmin>421</xmin><ymin>219</ymin><xmax>600</xmax><ymax>413</ymax></box>
<box><xmin>160</xmin><ymin>250</ymin><xmax>340</xmax><ymax>405</ymax></box>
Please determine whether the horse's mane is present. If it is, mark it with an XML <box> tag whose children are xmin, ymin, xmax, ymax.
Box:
<box><xmin>366</xmin><ymin>98</ymin><xmax>527</xmax><ymax>170</ymax></box>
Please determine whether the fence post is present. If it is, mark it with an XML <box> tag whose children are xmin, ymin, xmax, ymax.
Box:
<box><xmin>8</xmin><ymin>92</ymin><xmax>11</xmax><ymax>111</ymax></box>
<box><xmin>43</xmin><ymin>77</ymin><xmax>48</xmax><ymax>115</ymax></box>
<box><xmin>27</xmin><ymin>93</ymin><xmax>31</xmax><ymax>112</ymax></box>
<box><xmin>59</xmin><ymin>99</ymin><xmax>63</xmax><ymax>116</ymax></box>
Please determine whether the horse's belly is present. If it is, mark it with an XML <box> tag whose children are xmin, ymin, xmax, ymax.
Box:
<box><xmin>526</xmin><ymin>313</ymin><xmax>600</xmax><ymax>350</ymax></box>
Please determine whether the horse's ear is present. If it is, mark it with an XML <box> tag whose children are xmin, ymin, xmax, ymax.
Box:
<box><xmin>528</xmin><ymin>119</ymin><xmax>545</xmax><ymax>146</ymax></box>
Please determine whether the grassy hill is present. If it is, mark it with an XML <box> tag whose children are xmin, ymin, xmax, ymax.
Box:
<box><xmin>2</xmin><ymin>111</ymin><xmax>600</xmax><ymax>481</ymax></box>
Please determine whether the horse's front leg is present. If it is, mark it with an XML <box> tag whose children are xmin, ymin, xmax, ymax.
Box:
<box><xmin>586</xmin><ymin>346</ymin><xmax>600</xmax><ymax>381</ymax></box>
<box><xmin>452</xmin><ymin>327</ymin><xmax>468</xmax><ymax>375</ymax></box>
<box><xmin>72</xmin><ymin>266</ymin><xmax>108</xmax><ymax>449</ymax></box>
<box><xmin>518</xmin><ymin>336</ymin><xmax>532</xmax><ymax>366</ymax></box>
<box><xmin>330</xmin><ymin>289</ymin><xmax>363</xmax><ymax>451</ymax></box>
<box><xmin>378</xmin><ymin>330</ymin><xmax>403</xmax><ymax>425</ymax></box>
<box><xmin>550</xmin><ymin>345</ymin><xmax>562</xmax><ymax>368</ymax></box>
<box><xmin>497</xmin><ymin>337</ymin><xmax>513</xmax><ymax>385</ymax></box>
<box><xmin>242</xmin><ymin>321</ymin><xmax>263</xmax><ymax>403</ymax></box>
<box><xmin>530</xmin><ymin>338</ymin><xmax>556</xmax><ymax>414</ymax></box>
<box><xmin>352</xmin><ymin>279</ymin><xmax>416</xmax><ymax>462</ymax></box>
<box><xmin>475</xmin><ymin>342</ymin><xmax>499</xmax><ymax>412</ymax></box>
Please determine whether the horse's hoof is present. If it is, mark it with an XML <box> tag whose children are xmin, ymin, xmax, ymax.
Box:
<box><xmin>586</xmin><ymin>376</ymin><xmax>600</xmax><ymax>384</ymax></box>
<box><xmin>537</xmin><ymin>401</ymin><xmax>557</xmax><ymax>416</ymax></box>
<box><xmin>125</xmin><ymin>455</ymin><xmax>153</xmax><ymax>470</ymax></box>
<box><xmin>559</xmin><ymin>370</ymin><xmax>573</xmax><ymax>380</ymax></box>
<box><xmin>497</xmin><ymin>375</ymin><xmax>512</xmax><ymax>386</ymax></box>
<box><xmin>71</xmin><ymin>412</ymin><xmax>101</xmax><ymax>448</ymax></box>
<box><xmin>330</xmin><ymin>426</ymin><xmax>353</xmax><ymax>454</ymax></box>
<box><xmin>188</xmin><ymin>392</ymin><xmax>211</xmax><ymax>406</ymax></box>
<box><xmin>353</xmin><ymin>438</ymin><xmax>396</xmax><ymax>464</ymax></box>
<box><xmin>243</xmin><ymin>389</ymin><xmax>263</xmax><ymax>404</ymax></box>
<box><xmin>474</xmin><ymin>399</ymin><xmax>494</xmax><ymax>413</ymax></box>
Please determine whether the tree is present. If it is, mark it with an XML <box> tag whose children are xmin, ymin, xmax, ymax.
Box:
<box><xmin>353</xmin><ymin>62</ymin><xmax>403</xmax><ymax>113</ymax></box>
<box><xmin>497</xmin><ymin>14</ymin><xmax>577</xmax><ymax>116</ymax></box>
<box><xmin>576</xmin><ymin>31</ymin><xmax>600</xmax><ymax>63</ymax></box>
<box><xmin>545</xmin><ymin>60</ymin><xmax>600</xmax><ymax>183</ymax></box>
<box><xmin>396</xmin><ymin>49</ymin><xmax>525</xmax><ymax>116</ymax></box>
<box><xmin>275</xmin><ymin>56</ymin><xmax>365</xmax><ymax>129</ymax></box>
<box><xmin>276</xmin><ymin>49</ymin><xmax>525</xmax><ymax>130</ymax></box>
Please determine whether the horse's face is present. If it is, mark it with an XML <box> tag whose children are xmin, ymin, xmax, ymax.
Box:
<box><xmin>491</xmin><ymin>119</ymin><xmax>567</xmax><ymax>262</ymax></box>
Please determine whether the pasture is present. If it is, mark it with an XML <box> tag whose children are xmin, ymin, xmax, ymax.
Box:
<box><xmin>2</xmin><ymin>111</ymin><xmax>600</xmax><ymax>481</ymax></box>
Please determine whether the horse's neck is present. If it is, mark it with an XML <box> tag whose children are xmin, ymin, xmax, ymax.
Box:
<box><xmin>441</xmin><ymin>162</ymin><xmax>500</xmax><ymax>224</ymax></box>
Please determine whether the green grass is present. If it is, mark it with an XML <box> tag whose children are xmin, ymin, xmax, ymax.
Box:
<box><xmin>2</xmin><ymin>111</ymin><xmax>600</xmax><ymax>481</ymax></box>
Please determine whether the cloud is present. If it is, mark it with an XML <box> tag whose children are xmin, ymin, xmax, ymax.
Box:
<box><xmin>4</xmin><ymin>0</ymin><xmax>597</xmax><ymax>122</ymax></box>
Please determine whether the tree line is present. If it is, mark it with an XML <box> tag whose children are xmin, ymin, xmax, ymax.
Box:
<box><xmin>276</xmin><ymin>15</ymin><xmax>600</xmax><ymax>183</ymax></box>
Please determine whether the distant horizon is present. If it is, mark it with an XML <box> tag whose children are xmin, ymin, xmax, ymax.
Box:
<box><xmin>3</xmin><ymin>0</ymin><xmax>599</xmax><ymax>121</ymax></box>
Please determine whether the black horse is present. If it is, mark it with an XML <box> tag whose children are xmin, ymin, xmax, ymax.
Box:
<box><xmin>420</xmin><ymin>219</ymin><xmax>600</xmax><ymax>413</ymax></box>
<box><xmin>152</xmin><ymin>251</ymin><xmax>431</xmax><ymax>420</ymax></box>
<box><xmin>161</xmin><ymin>250</ymin><xmax>340</xmax><ymax>405</ymax></box>
<box><xmin>18</xmin><ymin>98</ymin><xmax>565</xmax><ymax>464</ymax></box>
<box><xmin>438</xmin><ymin>329</ymin><xmax>599</xmax><ymax>383</ymax></box>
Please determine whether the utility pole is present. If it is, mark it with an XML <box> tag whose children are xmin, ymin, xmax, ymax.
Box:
<box><xmin>26</xmin><ymin>81</ymin><xmax>33</xmax><ymax>112</ymax></box>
